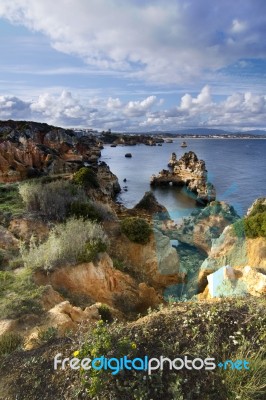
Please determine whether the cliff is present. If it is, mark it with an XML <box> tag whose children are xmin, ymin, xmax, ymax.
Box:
<box><xmin>0</xmin><ymin>120</ymin><xmax>102</xmax><ymax>182</ymax></box>
<box><xmin>150</xmin><ymin>151</ymin><xmax>216</xmax><ymax>205</ymax></box>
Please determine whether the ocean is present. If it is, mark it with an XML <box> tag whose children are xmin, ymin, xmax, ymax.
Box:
<box><xmin>101</xmin><ymin>139</ymin><xmax>266</xmax><ymax>218</ymax></box>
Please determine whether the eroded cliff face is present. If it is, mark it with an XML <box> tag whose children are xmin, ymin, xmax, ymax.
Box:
<box><xmin>108</xmin><ymin>228</ymin><xmax>181</xmax><ymax>289</ymax></box>
<box><xmin>34</xmin><ymin>253</ymin><xmax>162</xmax><ymax>313</ymax></box>
<box><xmin>198</xmin><ymin>224</ymin><xmax>266</xmax><ymax>293</ymax></box>
<box><xmin>162</xmin><ymin>201</ymin><xmax>240</xmax><ymax>254</ymax></box>
<box><xmin>0</xmin><ymin>120</ymin><xmax>102</xmax><ymax>182</ymax></box>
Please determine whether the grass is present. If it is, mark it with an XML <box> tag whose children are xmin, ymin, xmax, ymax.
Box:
<box><xmin>0</xmin><ymin>332</ymin><xmax>22</xmax><ymax>356</ymax></box>
<box><xmin>74</xmin><ymin>297</ymin><xmax>266</xmax><ymax>400</ymax></box>
<box><xmin>0</xmin><ymin>268</ymin><xmax>44</xmax><ymax>319</ymax></box>
<box><xmin>0</xmin><ymin>184</ymin><xmax>24</xmax><ymax>216</ymax></box>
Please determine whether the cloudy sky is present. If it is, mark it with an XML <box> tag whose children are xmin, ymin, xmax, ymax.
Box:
<box><xmin>0</xmin><ymin>0</ymin><xmax>266</xmax><ymax>131</ymax></box>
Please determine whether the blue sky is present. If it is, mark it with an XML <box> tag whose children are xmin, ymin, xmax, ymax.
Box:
<box><xmin>0</xmin><ymin>0</ymin><xmax>266</xmax><ymax>131</ymax></box>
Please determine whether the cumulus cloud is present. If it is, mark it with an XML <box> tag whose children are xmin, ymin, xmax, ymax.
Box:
<box><xmin>0</xmin><ymin>0</ymin><xmax>265</xmax><ymax>84</ymax></box>
<box><xmin>0</xmin><ymin>88</ymin><xmax>265</xmax><ymax>131</ymax></box>
<box><xmin>0</xmin><ymin>95</ymin><xmax>31</xmax><ymax>119</ymax></box>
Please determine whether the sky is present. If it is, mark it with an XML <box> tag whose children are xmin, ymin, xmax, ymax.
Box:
<box><xmin>0</xmin><ymin>0</ymin><xmax>266</xmax><ymax>132</ymax></box>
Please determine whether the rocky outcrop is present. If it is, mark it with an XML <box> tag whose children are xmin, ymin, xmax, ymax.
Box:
<box><xmin>108</xmin><ymin>228</ymin><xmax>181</xmax><ymax>289</ymax></box>
<box><xmin>8</xmin><ymin>217</ymin><xmax>50</xmax><ymax>243</ymax></box>
<box><xmin>34</xmin><ymin>253</ymin><xmax>162</xmax><ymax>313</ymax></box>
<box><xmin>0</xmin><ymin>120</ymin><xmax>103</xmax><ymax>182</ymax></box>
<box><xmin>94</xmin><ymin>162</ymin><xmax>121</xmax><ymax>200</ymax></box>
<box><xmin>162</xmin><ymin>201</ymin><xmax>239</xmax><ymax>254</ymax></box>
<box><xmin>134</xmin><ymin>191</ymin><xmax>169</xmax><ymax>217</ymax></box>
<box><xmin>199</xmin><ymin>265</ymin><xmax>266</xmax><ymax>299</ymax></box>
<box><xmin>197</xmin><ymin>199</ymin><xmax>266</xmax><ymax>292</ymax></box>
<box><xmin>150</xmin><ymin>151</ymin><xmax>216</xmax><ymax>205</ymax></box>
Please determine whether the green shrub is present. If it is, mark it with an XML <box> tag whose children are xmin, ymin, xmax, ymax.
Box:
<box><xmin>37</xmin><ymin>327</ymin><xmax>58</xmax><ymax>343</ymax></box>
<box><xmin>73</xmin><ymin>167</ymin><xmax>99</xmax><ymax>189</ymax></box>
<box><xmin>233</xmin><ymin>218</ymin><xmax>245</xmax><ymax>238</ymax></box>
<box><xmin>0</xmin><ymin>332</ymin><xmax>22</xmax><ymax>356</ymax></box>
<box><xmin>19</xmin><ymin>180</ymin><xmax>87</xmax><ymax>221</ymax></box>
<box><xmin>21</xmin><ymin>218</ymin><xmax>109</xmax><ymax>271</ymax></box>
<box><xmin>244</xmin><ymin>211</ymin><xmax>266</xmax><ymax>238</ymax></box>
<box><xmin>121</xmin><ymin>217</ymin><xmax>151</xmax><ymax>244</ymax></box>
<box><xmin>98</xmin><ymin>304</ymin><xmax>113</xmax><ymax>323</ymax></box>
<box><xmin>69</xmin><ymin>201</ymin><xmax>101</xmax><ymax>221</ymax></box>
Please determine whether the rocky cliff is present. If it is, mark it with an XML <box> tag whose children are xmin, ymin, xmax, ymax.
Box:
<box><xmin>0</xmin><ymin>120</ymin><xmax>102</xmax><ymax>182</ymax></box>
<box><xmin>150</xmin><ymin>151</ymin><xmax>216</xmax><ymax>205</ymax></box>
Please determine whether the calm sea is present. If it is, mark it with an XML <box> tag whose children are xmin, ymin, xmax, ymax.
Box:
<box><xmin>101</xmin><ymin>139</ymin><xmax>266</xmax><ymax>218</ymax></box>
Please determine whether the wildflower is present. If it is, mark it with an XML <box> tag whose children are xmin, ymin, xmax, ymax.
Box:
<box><xmin>73</xmin><ymin>350</ymin><xmax>80</xmax><ymax>357</ymax></box>
<box><xmin>131</xmin><ymin>342</ymin><xmax>137</xmax><ymax>349</ymax></box>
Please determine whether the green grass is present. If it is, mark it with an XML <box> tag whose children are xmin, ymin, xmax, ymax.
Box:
<box><xmin>0</xmin><ymin>184</ymin><xmax>24</xmax><ymax>216</ymax></box>
<box><xmin>0</xmin><ymin>268</ymin><xmax>44</xmax><ymax>319</ymax></box>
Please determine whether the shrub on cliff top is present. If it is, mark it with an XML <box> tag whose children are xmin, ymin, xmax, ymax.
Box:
<box><xmin>73</xmin><ymin>167</ymin><xmax>99</xmax><ymax>189</ymax></box>
<box><xmin>19</xmin><ymin>179</ymin><xmax>88</xmax><ymax>221</ymax></box>
<box><xmin>121</xmin><ymin>217</ymin><xmax>151</xmax><ymax>244</ymax></box>
<box><xmin>20</xmin><ymin>218</ymin><xmax>109</xmax><ymax>271</ymax></box>
<box><xmin>244</xmin><ymin>211</ymin><xmax>266</xmax><ymax>238</ymax></box>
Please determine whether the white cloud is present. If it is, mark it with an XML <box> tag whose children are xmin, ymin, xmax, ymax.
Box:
<box><xmin>231</xmin><ymin>19</ymin><xmax>247</xmax><ymax>34</ymax></box>
<box><xmin>0</xmin><ymin>88</ymin><xmax>266</xmax><ymax>131</ymax></box>
<box><xmin>124</xmin><ymin>96</ymin><xmax>157</xmax><ymax>117</ymax></box>
<box><xmin>0</xmin><ymin>1</ymin><xmax>265</xmax><ymax>84</ymax></box>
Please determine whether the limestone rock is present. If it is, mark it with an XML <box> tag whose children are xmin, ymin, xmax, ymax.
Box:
<box><xmin>0</xmin><ymin>120</ymin><xmax>102</xmax><ymax>182</ymax></box>
<box><xmin>134</xmin><ymin>191</ymin><xmax>169</xmax><ymax>217</ymax></box>
<box><xmin>204</xmin><ymin>264</ymin><xmax>266</xmax><ymax>299</ymax></box>
<box><xmin>9</xmin><ymin>218</ymin><xmax>50</xmax><ymax>242</ymax></box>
<box><xmin>0</xmin><ymin>319</ymin><xmax>17</xmax><ymax>337</ymax></box>
<box><xmin>165</xmin><ymin>201</ymin><xmax>239</xmax><ymax>254</ymax></box>
<box><xmin>150</xmin><ymin>151</ymin><xmax>216</xmax><ymax>205</ymax></box>
<box><xmin>34</xmin><ymin>253</ymin><xmax>161</xmax><ymax>313</ymax></box>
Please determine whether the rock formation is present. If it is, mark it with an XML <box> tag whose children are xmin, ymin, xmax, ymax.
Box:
<box><xmin>34</xmin><ymin>253</ymin><xmax>162</xmax><ymax>313</ymax></box>
<box><xmin>134</xmin><ymin>191</ymin><xmax>170</xmax><ymax>217</ymax></box>
<box><xmin>199</xmin><ymin>264</ymin><xmax>266</xmax><ymax>300</ymax></box>
<box><xmin>163</xmin><ymin>201</ymin><xmax>240</xmax><ymax>254</ymax></box>
<box><xmin>0</xmin><ymin>120</ymin><xmax>103</xmax><ymax>182</ymax></box>
<box><xmin>150</xmin><ymin>151</ymin><xmax>216</xmax><ymax>205</ymax></box>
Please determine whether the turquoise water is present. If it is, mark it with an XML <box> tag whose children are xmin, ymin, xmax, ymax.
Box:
<box><xmin>101</xmin><ymin>139</ymin><xmax>266</xmax><ymax>217</ymax></box>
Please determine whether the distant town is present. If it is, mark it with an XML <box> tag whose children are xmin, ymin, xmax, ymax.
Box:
<box><xmin>73</xmin><ymin>127</ymin><xmax>266</xmax><ymax>140</ymax></box>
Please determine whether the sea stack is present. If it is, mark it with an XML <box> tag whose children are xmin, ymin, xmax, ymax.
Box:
<box><xmin>150</xmin><ymin>151</ymin><xmax>216</xmax><ymax>205</ymax></box>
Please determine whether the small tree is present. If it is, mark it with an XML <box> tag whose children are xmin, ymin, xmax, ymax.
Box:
<box><xmin>121</xmin><ymin>217</ymin><xmax>151</xmax><ymax>244</ymax></box>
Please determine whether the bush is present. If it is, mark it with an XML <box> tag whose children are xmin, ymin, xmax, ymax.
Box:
<box><xmin>21</xmin><ymin>218</ymin><xmax>109</xmax><ymax>271</ymax></box>
<box><xmin>98</xmin><ymin>304</ymin><xmax>113</xmax><ymax>323</ymax></box>
<box><xmin>121</xmin><ymin>217</ymin><xmax>151</xmax><ymax>244</ymax></box>
<box><xmin>19</xmin><ymin>179</ymin><xmax>87</xmax><ymax>221</ymax></box>
<box><xmin>233</xmin><ymin>219</ymin><xmax>245</xmax><ymax>238</ymax></box>
<box><xmin>69</xmin><ymin>201</ymin><xmax>101</xmax><ymax>221</ymax></box>
<box><xmin>73</xmin><ymin>167</ymin><xmax>99</xmax><ymax>189</ymax></box>
<box><xmin>37</xmin><ymin>327</ymin><xmax>58</xmax><ymax>343</ymax></box>
<box><xmin>0</xmin><ymin>332</ymin><xmax>22</xmax><ymax>356</ymax></box>
<box><xmin>244</xmin><ymin>212</ymin><xmax>266</xmax><ymax>238</ymax></box>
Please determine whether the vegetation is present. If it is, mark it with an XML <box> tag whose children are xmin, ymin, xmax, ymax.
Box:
<box><xmin>121</xmin><ymin>217</ymin><xmax>152</xmax><ymax>244</ymax></box>
<box><xmin>76</xmin><ymin>297</ymin><xmax>266</xmax><ymax>400</ymax></box>
<box><xmin>244</xmin><ymin>202</ymin><xmax>266</xmax><ymax>238</ymax></box>
<box><xmin>73</xmin><ymin>167</ymin><xmax>99</xmax><ymax>189</ymax></box>
<box><xmin>20</xmin><ymin>218</ymin><xmax>109</xmax><ymax>271</ymax></box>
<box><xmin>232</xmin><ymin>201</ymin><xmax>266</xmax><ymax>238</ymax></box>
<box><xmin>0</xmin><ymin>332</ymin><xmax>22</xmax><ymax>356</ymax></box>
<box><xmin>0</xmin><ymin>184</ymin><xmax>24</xmax><ymax>216</ymax></box>
<box><xmin>98</xmin><ymin>304</ymin><xmax>113</xmax><ymax>323</ymax></box>
<box><xmin>0</xmin><ymin>268</ymin><xmax>43</xmax><ymax>319</ymax></box>
<box><xmin>19</xmin><ymin>179</ymin><xmax>88</xmax><ymax>221</ymax></box>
